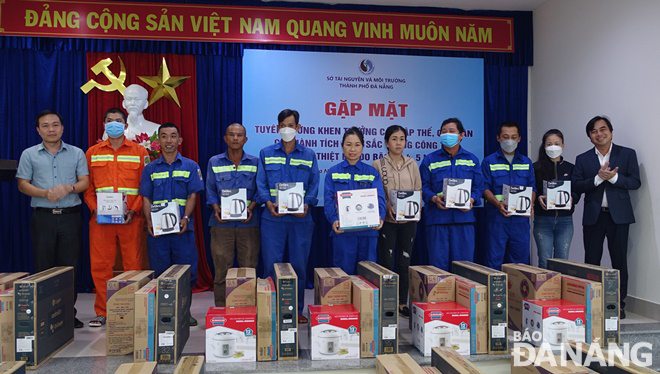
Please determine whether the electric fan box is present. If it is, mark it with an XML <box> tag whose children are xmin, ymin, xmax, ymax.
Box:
<box><xmin>442</xmin><ymin>178</ymin><xmax>473</xmax><ymax>209</ymax></box>
<box><xmin>350</xmin><ymin>276</ymin><xmax>379</xmax><ymax>358</ymax></box>
<box><xmin>106</xmin><ymin>270</ymin><xmax>154</xmax><ymax>356</ymax></box>
<box><xmin>134</xmin><ymin>279</ymin><xmax>157</xmax><ymax>362</ymax></box>
<box><xmin>276</xmin><ymin>182</ymin><xmax>305</xmax><ymax>214</ymax></box>
<box><xmin>205</xmin><ymin>306</ymin><xmax>257</xmax><ymax>363</ymax></box>
<box><xmin>221</xmin><ymin>188</ymin><xmax>248</xmax><ymax>221</ymax></box>
<box><xmin>501</xmin><ymin>264</ymin><xmax>561</xmax><ymax>332</ymax></box>
<box><xmin>314</xmin><ymin>268</ymin><xmax>351</xmax><ymax>306</ymax></box>
<box><xmin>13</xmin><ymin>267</ymin><xmax>74</xmax><ymax>369</ymax></box>
<box><xmin>561</xmin><ymin>275</ymin><xmax>603</xmax><ymax>344</ymax></box>
<box><xmin>226</xmin><ymin>268</ymin><xmax>256</xmax><ymax>307</ymax></box>
<box><xmin>150</xmin><ymin>201</ymin><xmax>181</xmax><ymax>236</ymax></box>
<box><xmin>390</xmin><ymin>190</ymin><xmax>421</xmax><ymax>221</ymax></box>
<box><xmin>273</xmin><ymin>263</ymin><xmax>298</xmax><ymax>361</ymax></box>
<box><xmin>96</xmin><ymin>192</ymin><xmax>127</xmax><ymax>224</ymax></box>
<box><xmin>502</xmin><ymin>184</ymin><xmax>533</xmax><ymax>216</ymax></box>
<box><xmin>408</xmin><ymin>266</ymin><xmax>455</xmax><ymax>331</ymax></box>
<box><xmin>308</xmin><ymin>304</ymin><xmax>360</xmax><ymax>361</ymax></box>
<box><xmin>357</xmin><ymin>261</ymin><xmax>398</xmax><ymax>355</ymax></box>
<box><xmin>337</xmin><ymin>188</ymin><xmax>381</xmax><ymax>231</ymax></box>
<box><xmin>454</xmin><ymin>276</ymin><xmax>488</xmax><ymax>355</ymax></box>
<box><xmin>412</xmin><ymin>302</ymin><xmax>471</xmax><ymax>357</ymax></box>
<box><xmin>156</xmin><ymin>265</ymin><xmax>191</xmax><ymax>364</ymax></box>
<box><xmin>256</xmin><ymin>277</ymin><xmax>277</xmax><ymax>362</ymax></box>
<box><xmin>522</xmin><ymin>299</ymin><xmax>586</xmax><ymax>347</ymax></box>
<box><xmin>543</xmin><ymin>180</ymin><xmax>572</xmax><ymax>210</ymax></box>
<box><xmin>0</xmin><ymin>289</ymin><xmax>14</xmax><ymax>363</ymax></box>
<box><xmin>0</xmin><ymin>273</ymin><xmax>29</xmax><ymax>291</ymax></box>
<box><xmin>432</xmin><ymin>347</ymin><xmax>485</xmax><ymax>374</ymax></box>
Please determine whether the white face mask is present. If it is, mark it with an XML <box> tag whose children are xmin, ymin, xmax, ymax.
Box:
<box><xmin>500</xmin><ymin>139</ymin><xmax>518</xmax><ymax>153</ymax></box>
<box><xmin>279</xmin><ymin>127</ymin><xmax>296</xmax><ymax>142</ymax></box>
<box><xmin>545</xmin><ymin>145</ymin><xmax>563</xmax><ymax>159</ymax></box>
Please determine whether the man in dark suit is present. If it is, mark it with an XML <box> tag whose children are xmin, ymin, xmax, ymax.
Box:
<box><xmin>573</xmin><ymin>116</ymin><xmax>641</xmax><ymax>318</ymax></box>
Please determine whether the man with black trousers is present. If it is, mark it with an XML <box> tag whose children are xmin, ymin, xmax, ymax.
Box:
<box><xmin>16</xmin><ymin>110</ymin><xmax>89</xmax><ymax>328</ymax></box>
<box><xmin>572</xmin><ymin>116</ymin><xmax>641</xmax><ymax>318</ymax></box>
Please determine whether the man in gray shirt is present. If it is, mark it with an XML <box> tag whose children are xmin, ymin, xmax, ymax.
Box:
<box><xmin>16</xmin><ymin>110</ymin><xmax>90</xmax><ymax>328</ymax></box>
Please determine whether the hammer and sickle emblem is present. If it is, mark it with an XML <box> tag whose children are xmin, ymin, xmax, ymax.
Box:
<box><xmin>80</xmin><ymin>57</ymin><xmax>127</xmax><ymax>94</ymax></box>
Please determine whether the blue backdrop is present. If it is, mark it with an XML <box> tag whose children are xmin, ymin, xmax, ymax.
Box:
<box><xmin>0</xmin><ymin>0</ymin><xmax>532</xmax><ymax>291</ymax></box>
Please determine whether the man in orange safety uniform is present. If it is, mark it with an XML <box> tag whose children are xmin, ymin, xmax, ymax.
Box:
<box><xmin>84</xmin><ymin>108</ymin><xmax>150</xmax><ymax>327</ymax></box>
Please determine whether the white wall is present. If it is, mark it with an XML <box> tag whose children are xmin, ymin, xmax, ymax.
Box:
<box><xmin>531</xmin><ymin>0</ymin><xmax>660</xmax><ymax>306</ymax></box>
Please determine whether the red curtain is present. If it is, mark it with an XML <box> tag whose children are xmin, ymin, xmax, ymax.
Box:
<box><xmin>85</xmin><ymin>52</ymin><xmax>212</xmax><ymax>291</ymax></box>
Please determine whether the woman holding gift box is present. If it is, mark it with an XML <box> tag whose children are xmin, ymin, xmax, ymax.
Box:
<box><xmin>324</xmin><ymin>127</ymin><xmax>386</xmax><ymax>275</ymax></box>
<box><xmin>533</xmin><ymin>129</ymin><xmax>579</xmax><ymax>268</ymax></box>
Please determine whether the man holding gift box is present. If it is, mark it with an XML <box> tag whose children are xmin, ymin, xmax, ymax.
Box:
<box><xmin>206</xmin><ymin>123</ymin><xmax>260</xmax><ymax>306</ymax></box>
<box><xmin>84</xmin><ymin>108</ymin><xmax>150</xmax><ymax>327</ymax></box>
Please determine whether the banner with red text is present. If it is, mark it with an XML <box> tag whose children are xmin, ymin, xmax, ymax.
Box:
<box><xmin>0</xmin><ymin>0</ymin><xmax>513</xmax><ymax>52</ymax></box>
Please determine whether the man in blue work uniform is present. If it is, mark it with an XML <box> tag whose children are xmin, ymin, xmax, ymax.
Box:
<box><xmin>206</xmin><ymin>123</ymin><xmax>260</xmax><ymax>307</ymax></box>
<box><xmin>420</xmin><ymin>118</ymin><xmax>484</xmax><ymax>271</ymax></box>
<box><xmin>256</xmin><ymin>109</ymin><xmax>320</xmax><ymax>324</ymax></box>
<box><xmin>482</xmin><ymin>121</ymin><xmax>536</xmax><ymax>270</ymax></box>
<box><xmin>140</xmin><ymin>123</ymin><xmax>204</xmax><ymax>325</ymax></box>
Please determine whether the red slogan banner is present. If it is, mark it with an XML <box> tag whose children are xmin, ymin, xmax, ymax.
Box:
<box><xmin>0</xmin><ymin>0</ymin><xmax>514</xmax><ymax>52</ymax></box>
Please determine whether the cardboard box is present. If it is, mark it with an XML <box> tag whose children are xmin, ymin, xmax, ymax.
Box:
<box><xmin>350</xmin><ymin>276</ymin><xmax>379</xmax><ymax>358</ymax></box>
<box><xmin>205</xmin><ymin>306</ymin><xmax>257</xmax><ymax>363</ymax></box>
<box><xmin>337</xmin><ymin>188</ymin><xmax>381</xmax><ymax>231</ymax></box>
<box><xmin>273</xmin><ymin>263</ymin><xmax>298</xmax><ymax>361</ymax></box>
<box><xmin>412</xmin><ymin>302</ymin><xmax>471</xmax><ymax>356</ymax></box>
<box><xmin>502</xmin><ymin>184</ymin><xmax>533</xmax><ymax>216</ymax></box>
<box><xmin>114</xmin><ymin>362</ymin><xmax>157</xmax><ymax>374</ymax></box>
<box><xmin>376</xmin><ymin>353</ymin><xmax>426</xmax><ymax>374</ymax></box>
<box><xmin>547</xmin><ymin>259</ymin><xmax>620</xmax><ymax>345</ymax></box>
<box><xmin>451</xmin><ymin>261</ymin><xmax>508</xmax><ymax>354</ymax></box>
<box><xmin>432</xmin><ymin>347</ymin><xmax>484</xmax><ymax>374</ymax></box>
<box><xmin>156</xmin><ymin>265</ymin><xmax>191</xmax><ymax>364</ymax></box>
<box><xmin>173</xmin><ymin>355</ymin><xmax>205</xmax><ymax>374</ymax></box>
<box><xmin>97</xmin><ymin>192</ymin><xmax>127</xmax><ymax>224</ymax></box>
<box><xmin>107</xmin><ymin>271</ymin><xmax>154</xmax><ymax>356</ymax></box>
<box><xmin>276</xmin><ymin>182</ymin><xmax>305</xmax><ymax>214</ymax></box>
<box><xmin>151</xmin><ymin>201</ymin><xmax>181</xmax><ymax>236</ymax></box>
<box><xmin>357</xmin><ymin>261</ymin><xmax>398</xmax><ymax>355</ymax></box>
<box><xmin>511</xmin><ymin>348</ymin><xmax>595</xmax><ymax>374</ymax></box>
<box><xmin>0</xmin><ymin>274</ymin><xmax>28</xmax><ymax>292</ymax></box>
<box><xmin>221</xmin><ymin>188</ymin><xmax>248</xmax><ymax>220</ymax></box>
<box><xmin>543</xmin><ymin>180</ymin><xmax>572</xmax><ymax>210</ymax></box>
<box><xmin>314</xmin><ymin>268</ymin><xmax>351</xmax><ymax>306</ymax></box>
<box><xmin>523</xmin><ymin>299</ymin><xmax>586</xmax><ymax>347</ymax></box>
<box><xmin>408</xmin><ymin>266</ymin><xmax>455</xmax><ymax>330</ymax></box>
<box><xmin>0</xmin><ymin>361</ymin><xmax>26</xmax><ymax>374</ymax></box>
<box><xmin>562</xmin><ymin>275</ymin><xmax>603</xmax><ymax>344</ymax></box>
<box><xmin>226</xmin><ymin>268</ymin><xmax>256</xmax><ymax>307</ymax></box>
<box><xmin>501</xmin><ymin>264</ymin><xmax>562</xmax><ymax>332</ymax></box>
<box><xmin>308</xmin><ymin>304</ymin><xmax>360</xmax><ymax>360</ymax></box>
<box><xmin>454</xmin><ymin>276</ymin><xmax>488</xmax><ymax>355</ymax></box>
<box><xmin>134</xmin><ymin>279</ymin><xmax>157</xmax><ymax>362</ymax></box>
<box><xmin>0</xmin><ymin>289</ymin><xmax>14</xmax><ymax>363</ymax></box>
<box><xmin>443</xmin><ymin>178</ymin><xmax>473</xmax><ymax>209</ymax></box>
<box><xmin>14</xmin><ymin>267</ymin><xmax>74</xmax><ymax>369</ymax></box>
<box><xmin>256</xmin><ymin>277</ymin><xmax>277</xmax><ymax>362</ymax></box>
<box><xmin>565</xmin><ymin>341</ymin><xmax>657</xmax><ymax>374</ymax></box>
<box><xmin>390</xmin><ymin>190</ymin><xmax>421</xmax><ymax>221</ymax></box>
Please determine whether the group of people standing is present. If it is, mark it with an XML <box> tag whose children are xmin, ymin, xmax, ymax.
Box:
<box><xmin>16</xmin><ymin>108</ymin><xmax>640</xmax><ymax>328</ymax></box>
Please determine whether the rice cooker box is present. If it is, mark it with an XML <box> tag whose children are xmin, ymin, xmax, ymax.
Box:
<box><xmin>501</xmin><ymin>263</ymin><xmax>561</xmax><ymax>332</ymax></box>
<box><xmin>0</xmin><ymin>289</ymin><xmax>15</xmax><ymax>363</ymax></box>
<box><xmin>412</xmin><ymin>302</ymin><xmax>471</xmax><ymax>357</ymax></box>
<box><xmin>390</xmin><ymin>190</ymin><xmax>421</xmax><ymax>221</ymax></box>
<box><xmin>276</xmin><ymin>182</ymin><xmax>305</xmax><ymax>214</ymax></box>
<box><xmin>408</xmin><ymin>265</ymin><xmax>455</xmax><ymax>330</ymax></box>
<box><xmin>226</xmin><ymin>268</ymin><xmax>256</xmax><ymax>307</ymax></box>
<box><xmin>0</xmin><ymin>273</ymin><xmax>29</xmax><ymax>292</ymax></box>
<box><xmin>561</xmin><ymin>275</ymin><xmax>603</xmax><ymax>344</ymax></box>
<box><xmin>350</xmin><ymin>276</ymin><xmax>379</xmax><ymax>358</ymax></box>
<box><xmin>308</xmin><ymin>304</ymin><xmax>360</xmax><ymax>360</ymax></box>
<box><xmin>442</xmin><ymin>178</ymin><xmax>473</xmax><ymax>209</ymax></box>
<box><xmin>454</xmin><ymin>276</ymin><xmax>488</xmax><ymax>355</ymax></box>
<box><xmin>314</xmin><ymin>268</ymin><xmax>351</xmax><ymax>306</ymax></box>
<box><xmin>134</xmin><ymin>279</ymin><xmax>157</xmax><ymax>362</ymax></box>
<box><xmin>256</xmin><ymin>277</ymin><xmax>277</xmax><ymax>362</ymax></box>
<box><xmin>205</xmin><ymin>306</ymin><xmax>257</xmax><ymax>363</ymax></box>
<box><xmin>337</xmin><ymin>188</ymin><xmax>381</xmax><ymax>231</ymax></box>
<box><xmin>522</xmin><ymin>299</ymin><xmax>586</xmax><ymax>347</ymax></box>
<box><xmin>502</xmin><ymin>184</ymin><xmax>533</xmax><ymax>217</ymax></box>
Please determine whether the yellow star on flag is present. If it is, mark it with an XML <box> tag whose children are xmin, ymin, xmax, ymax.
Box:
<box><xmin>138</xmin><ymin>58</ymin><xmax>190</xmax><ymax>108</ymax></box>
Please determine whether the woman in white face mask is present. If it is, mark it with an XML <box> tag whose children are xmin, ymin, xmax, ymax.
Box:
<box><xmin>532</xmin><ymin>129</ymin><xmax>579</xmax><ymax>268</ymax></box>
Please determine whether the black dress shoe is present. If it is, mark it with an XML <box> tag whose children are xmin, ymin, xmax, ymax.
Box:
<box><xmin>399</xmin><ymin>305</ymin><xmax>410</xmax><ymax>318</ymax></box>
<box><xmin>620</xmin><ymin>308</ymin><xmax>626</xmax><ymax>320</ymax></box>
<box><xmin>74</xmin><ymin>318</ymin><xmax>84</xmax><ymax>329</ymax></box>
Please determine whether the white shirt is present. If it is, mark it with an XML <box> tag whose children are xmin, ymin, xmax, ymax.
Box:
<box><xmin>594</xmin><ymin>143</ymin><xmax>619</xmax><ymax>207</ymax></box>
